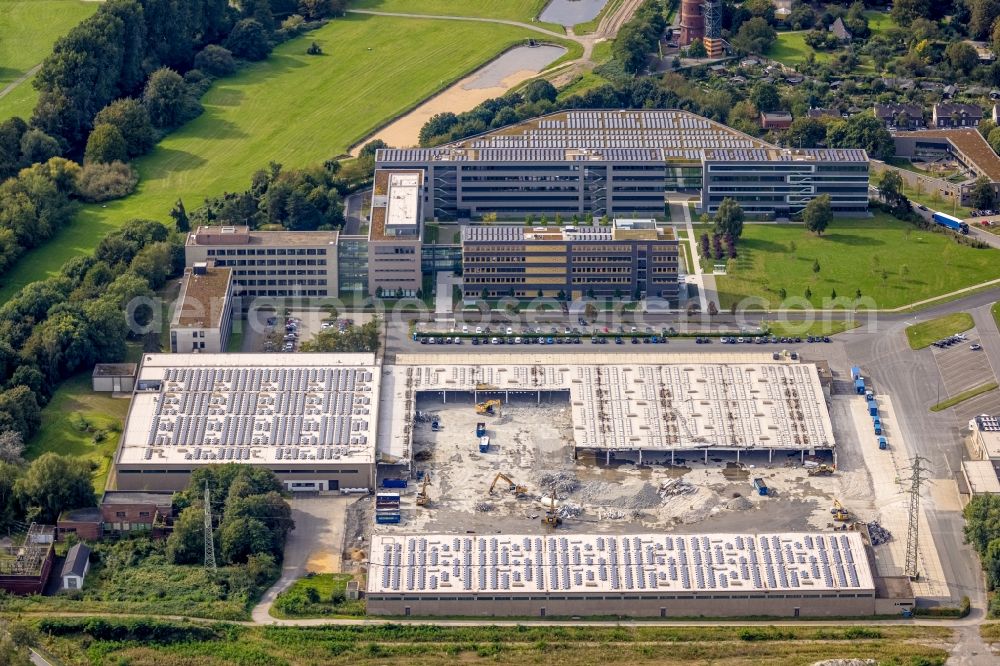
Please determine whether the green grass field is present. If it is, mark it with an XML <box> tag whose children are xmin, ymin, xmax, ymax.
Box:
<box><xmin>349</xmin><ymin>0</ymin><xmax>564</xmax><ymax>32</ymax></box>
<box><xmin>767</xmin><ymin>31</ymin><xmax>833</xmax><ymax>66</ymax></box>
<box><xmin>271</xmin><ymin>574</ymin><xmax>366</xmax><ymax>618</ymax></box>
<box><xmin>905</xmin><ymin>312</ymin><xmax>974</xmax><ymax>349</ymax></box>
<box><xmin>764</xmin><ymin>319</ymin><xmax>860</xmax><ymax>338</ymax></box>
<box><xmin>0</xmin><ymin>0</ymin><xmax>98</xmax><ymax>121</ymax></box>
<box><xmin>24</xmin><ymin>373</ymin><xmax>130</xmax><ymax>493</ymax></box>
<box><xmin>931</xmin><ymin>381</ymin><xmax>998</xmax><ymax>412</ymax></box>
<box><xmin>0</xmin><ymin>14</ymin><xmax>548</xmax><ymax>301</ymax></box>
<box><xmin>713</xmin><ymin>214</ymin><xmax>1000</xmax><ymax>310</ymax></box>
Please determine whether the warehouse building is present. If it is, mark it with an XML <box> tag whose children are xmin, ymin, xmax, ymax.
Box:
<box><xmin>379</xmin><ymin>354</ymin><xmax>835</xmax><ymax>466</ymax></box>
<box><xmin>366</xmin><ymin>532</ymin><xmax>898</xmax><ymax>617</ymax></box>
<box><xmin>114</xmin><ymin>353</ymin><xmax>378</xmax><ymax>492</ymax></box>
<box><xmin>461</xmin><ymin>219</ymin><xmax>680</xmax><ymax>301</ymax></box>
<box><xmin>375</xmin><ymin>109</ymin><xmax>869</xmax><ymax>220</ymax></box>
<box><xmin>169</xmin><ymin>262</ymin><xmax>234</xmax><ymax>353</ymax></box>
<box><xmin>184</xmin><ymin>225</ymin><xmax>339</xmax><ymax>299</ymax></box>
<box><xmin>893</xmin><ymin>129</ymin><xmax>1000</xmax><ymax>203</ymax></box>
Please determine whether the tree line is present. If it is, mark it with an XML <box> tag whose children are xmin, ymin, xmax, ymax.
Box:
<box><xmin>0</xmin><ymin>216</ymin><xmax>181</xmax><ymax>529</ymax></box>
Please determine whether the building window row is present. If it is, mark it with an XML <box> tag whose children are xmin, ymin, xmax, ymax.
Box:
<box><xmin>207</xmin><ymin>248</ymin><xmax>327</xmax><ymax>256</ymax></box>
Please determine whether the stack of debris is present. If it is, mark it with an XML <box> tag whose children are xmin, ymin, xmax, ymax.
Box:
<box><xmin>539</xmin><ymin>471</ymin><xmax>580</xmax><ymax>495</ymax></box>
<box><xmin>725</xmin><ymin>495</ymin><xmax>753</xmax><ymax>511</ymax></box>
<box><xmin>558</xmin><ymin>502</ymin><xmax>582</xmax><ymax>519</ymax></box>
<box><xmin>475</xmin><ymin>501</ymin><xmax>495</xmax><ymax>513</ymax></box>
<box><xmin>867</xmin><ymin>521</ymin><xmax>892</xmax><ymax>545</ymax></box>
<box><xmin>658</xmin><ymin>478</ymin><xmax>696</xmax><ymax>498</ymax></box>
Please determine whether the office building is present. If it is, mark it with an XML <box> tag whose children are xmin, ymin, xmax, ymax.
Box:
<box><xmin>368</xmin><ymin>169</ymin><xmax>423</xmax><ymax>297</ymax></box>
<box><xmin>375</xmin><ymin>109</ymin><xmax>869</xmax><ymax>220</ymax></box>
<box><xmin>461</xmin><ymin>219</ymin><xmax>680</xmax><ymax>301</ymax></box>
<box><xmin>893</xmin><ymin>129</ymin><xmax>1000</xmax><ymax>203</ymax></box>
<box><xmin>170</xmin><ymin>263</ymin><xmax>234</xmax><ymax>353</ymax></box>
<box><xmin>184</xmin><ymin>225</ymin><xmax>338</xmax><ymax>299</ymax></box>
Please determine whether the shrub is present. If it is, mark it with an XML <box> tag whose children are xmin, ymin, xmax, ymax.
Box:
<box><xmin>75</xmin><ymin>162</ymin><xmax>139</xmax><ymax>202</ymax></box>
<box><xmin>194</xmin><ymin>45</ymin><xmax>237</xmax><ymax>77</ymax></box>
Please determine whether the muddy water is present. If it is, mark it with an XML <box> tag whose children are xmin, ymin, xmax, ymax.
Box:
<box><xmin>352</xmin><ymin>44</ymin><xmax>566</xmax><ymax>153</ymax></box>
<box><xmin>540</xmin><ymin>0</ymin><xmax>609</xmax><ymax>26</ymax></box>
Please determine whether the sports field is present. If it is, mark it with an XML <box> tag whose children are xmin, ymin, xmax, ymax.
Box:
<box><xmin>713</xmin><ymin>214</ymin><xmax>1000</xmax><ymax>310</ymax></box>
<box><xmin>0</xmin><ymin>0</ymin><xmax>98</xmax><ymax>120</ymax></box>
<box><xmin>0</xmin><ymin>14</ymin><xmax>548</xmax><ymax>300</ymax></box>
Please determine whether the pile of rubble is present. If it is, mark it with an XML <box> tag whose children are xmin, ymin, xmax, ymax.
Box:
<box><xmin>658</xmin><ymin>478</ymin><xmax>696</xmax><ymax>498</ymax></box>
<box><xmin>538</xmin><ymin>471</ymin><xmax>580</xmax><ymax>495</ymax></box>
<box><xmin>475</xmin><ymin>501</ymin><xmax>495</xmax><ymax>513</ymax></box>
<box><xmin>725</xmin><ymin>495</ymin><xmax>753</xmax><ymax>511</ymax></box>
<box><xmin>558</xmin><ymin>502</ymin><xmax>582</xmax><ymax>519</ymax></box>
<box><xmin>867</xmin><ymin>521</ymin><xmax>892</xmax><ymax>545</ymax></box>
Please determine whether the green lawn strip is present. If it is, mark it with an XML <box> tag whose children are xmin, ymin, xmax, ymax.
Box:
<box><xmin>35</xmin><ymin>622</ymin><xmax>951</xmax><ymax>666</ymax></box>
<box><xmin>350</xmin><ymin>0</ymin><xmax>565</xmax><ymax>33</ymax></box>
<box><xmin>556</xmin><ymin>70</ymin><xmax>611</xmax><ymax>99</ymax></box>
<box><xmin>764</xmin><ymin>319</ymin><xmax>860</xmax><ymax>338</ymax></box>
<box><xmin>982</xmin><ymin>623</ymin><xmax>1000</xmax><ymax>641</ymax></box>
<box><xmin>225</xmin><ymin>323</ymin><xmax>245</xmax><ymax>352</ymax></box>
<box><xmin>931</xmin><ymin>382</ymin><xmax>999</xmax><ymax>412</ymax></box>
<box><xmin>767</xmin><ymin>31</ymin><xmax>833</xmax><ymax>67</ymax></box>
<box><xmin>905</xmin><ymin>312</ymin><xmax>974</xmax><ymax>349</ymax></box>
<box><xmin>0</xmin><ymin>0</ymin><xmax>98</xmax><ymax>120</ymax></box>
<box><xmin>270</xmin><ymin>573</ymin><xmax>366</xmax><ymax>618</ymax></box>
<box><xmin>679</xmin><ymin>239</ymin><xmax>694</xmax><ymax>273</ymax></box>
<box><xmin>574</xmin><ymin>0</ymin><xmax>624</xmax><ymax>34</ymax></box>
<box><xmin>24</xmin><ymin>373</ymin><xmax>129</xmax><ymax>493</ymax></box>
<box><xmin>0</xmin><ymin>14</ymin><xmax>545</xmax><ymax>301</ymax></box>
<box><xmin>993</xmin><ymin>302</ymin><xmax>1000</xmax><ymax>332</ymax></box>
<box><xmin>713</xmin><ymin>215</ymin><xmax>1000</xmax><ymax>310</ymax></box>
<box><xmin>591</xmin><ymin>38</ymin><xmax>615</xmax><ymax>65</ymax></box>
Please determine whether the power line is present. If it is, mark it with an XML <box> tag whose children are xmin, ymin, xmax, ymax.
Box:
<box><xmin>203</xmin><ymin>482</ymin><xmax>216</xmax><ymax>572</ymax></box>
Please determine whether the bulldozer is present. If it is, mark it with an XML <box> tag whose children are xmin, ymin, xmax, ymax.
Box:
<box><xmin>416</xmin><ymin>477</ymin><xmax>431</xmax><ymax>506</ymax></box>
<box><xmin>489</xmin><ymin>472</ymin><xmax>527</xmax><ymax>497</ymax></box>
<box><xmin>475</xmin><ymin>399</ymin><xmax>502</xmax><ymax>416</ymax></box>
<box><xmin>808</xmin><ymin>464</ymin><xmax>835</xmax><ymax>477</ymax></box>
<box><xmin>831</xmin><ymin>499</ymin><xmax>851</xmax><ymax>522</ymax></box>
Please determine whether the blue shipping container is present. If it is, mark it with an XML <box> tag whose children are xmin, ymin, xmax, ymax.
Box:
<box><xmin>376</xmin><ymin>514</ymin><xmax>401</xmax><ymax>524</ymax></box>
<box><xmin>868</xmin><ymin>402</ymin><xmax>878</xmax><ymax>417</ymax></box>
<box><xmin>382</xmin><ymin>479</ymin><xmax>408</xmax><ymax>488</ymax></box>
<box><xmin>854</xmin><ymin>379</ymin><xmax>866</xmax><ymax>394</ymax></box>
<box><xmin>851</xmin><ymin>366</ymin><xmax>862</xmax><ymax>380</ymax></box>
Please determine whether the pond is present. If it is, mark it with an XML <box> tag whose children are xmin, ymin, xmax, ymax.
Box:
<box><xmin>539</xmin><ymin>0</ymin><xmax>609</xmax><ymax>26</ymax></box>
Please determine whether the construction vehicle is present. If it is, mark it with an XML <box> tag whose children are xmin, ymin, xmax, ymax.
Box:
<box><xmin>416</xmin><ymin>477</ymin><xmax>431</xmax><ymax>506</ymax></box>
<box><xmin>489</xmin><ymin>472</ymin><xmax>527</xmax><ymax>497</ymax></box>
<box><xmin>831</xmin><ymin>499</ymin><xmax>851</xmax><ymax>522</ymax></box>
<box><xmin>476</xmin><ymin>422</ymin><xmax>487</xmax><ymax>437</ymax></box>
<box><xmin>807</xmin><ymin>464</ymin><xmax>834</xmax><ymax>476</ymax></box>
<box><xmin>478</xmin><ymin>435</ymin><xmax>490</xmax><ymax>453</ymax></box>
<box><xmin>541</xmin><ymin>490</ymin><xmax>562</xmax><ymax>527</ymax></box>
<box><xmin>475</xmin><ymin>399</ymin><xmax>502</xmax><ymax>416</ymax></box>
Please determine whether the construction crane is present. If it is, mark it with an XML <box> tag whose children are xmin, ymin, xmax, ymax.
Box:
<box><xmin>831</xmin><ymin>499</ymin><xmax>851</xmax><ymax>522</ymax></box>
<box><xmin>475</xmin><ymin>399</ymin><xmax>502</xmax><ymax>416</ymax></box>
<box><xmin>416</xmin><ymin>477</ymin><xmax>431</xmax><ymax>506</ymax></box>
<box><xmin>489</xmin><ymin>472</ymin><xmax>527</xmax><ymax>497</ymax></box>
<box><xmin>808</xmin><ymin>464</ymin><xmax>835</xmax><ymax>476</ymax></box>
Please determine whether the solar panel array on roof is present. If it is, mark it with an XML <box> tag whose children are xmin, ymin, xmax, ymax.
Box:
<box><xmin>146</xmin><ymin>366</ymin><xmax>374</xmax><ymax>455</ymax></box>
<box><xmin>369</xmin><ymin>532</ymin><xmax>874</xmax><ymax>595</ymax></box>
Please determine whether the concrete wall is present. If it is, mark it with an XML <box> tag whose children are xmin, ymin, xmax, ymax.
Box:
<box><xmin>115</xmin><ymin>463</ymin><xmax>375</xmax><ymax>492</ymax></box>
<box><xmin>93</xmin><ymin>376</ymin><xmax>135</xmax><ymax>393</ymax></box>
<box><xmin>367</xmin><ymin>590</ymin><xmax>877</xmax><ymax>617</ymax></box>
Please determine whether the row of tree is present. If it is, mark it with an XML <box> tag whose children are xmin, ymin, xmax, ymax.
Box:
<box><xmin>167</xmin><ymin>465</ymin><xmax>294</xmax><ymax>566</ymax></box>
<box><xmin>613</xmin><ymin>0</ymin><xmax>668</xmax><ymax>75</ymax></box>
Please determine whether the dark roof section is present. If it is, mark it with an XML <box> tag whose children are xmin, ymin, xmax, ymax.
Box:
<box><xmin>829</xmin><ymin>17</ymin><xmax>851</xmax><ymax>40</ymax></box>
<box><xmin>873</xmin><ymin>103</ymin><xmax>922</xmax><ymax>120</ymax></box>
<box><xmin>101</xmin><ymin>491</ymin><xmax>173</xmax><ymax>507</ymax></box>
<box><xmin>934</xmin><ymin>103</ymin><xmax>984</xmax><ymax>119</ymax></box>
<box><xmin>92</xmin><ymin>363</ymin><xmax>137</xmax><ymax>378</ymax></box>
<box><xmin>61</xmin><ymin>543</ymin><xmax>91</xmax><ymax>578</ymax></box>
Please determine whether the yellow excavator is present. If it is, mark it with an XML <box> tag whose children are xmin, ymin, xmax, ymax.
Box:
<box><xmin>831</xmin><ymin>499</ymin><xmax>851</xmax><ymax>522</ymax></box>
<box><xmin>541</xmin><ymin>491</ymin><xmax>562</xmax><ymax>528</ymax></box>
<box><xmin>475</xmin><ymin>399</ymin><xmax>502</xmax><ymax>416</ymax></box>
<box><xmin>489</xmin><ymin>472</ymin><xmax>527</xmax><ymax>497</ymax></box>
<box><xmin>808</xmin><ymin>464</ymin><xmax>835</xmax><ymax>476</ymax></box>
<box><xmin>416</xmin><ymin>477</ymin><xmax>431</xmax><ymax>506</ymax></box>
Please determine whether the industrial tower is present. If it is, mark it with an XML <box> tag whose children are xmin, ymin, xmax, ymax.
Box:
<box><xmin>703</xmin><ymin>0</ymin><xmax>725</xmax><ymax>57</ymax></box>
<box><xmin>679</xmin><ymin>0</ymin><xmax>704</xmax><ymax>46</ymax></box>
<box><xmin>204</xmin><ymin>482</ymin><xmax>217</xmax><ymax>571</ymax></box>
<box><xmin>902</xmin><ymin>456</ymin><xmax>930</xmax><ymax>580</ymax></box>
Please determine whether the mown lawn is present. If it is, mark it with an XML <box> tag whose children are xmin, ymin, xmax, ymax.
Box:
<box><xmin>764</xmin><ymin>319</ymin><xmax>860</xmax><ymax>338</ymax></box>
<box><xmin>767</xmin><ymin>31</ymin><xmax>833</xmax><ymax>66</ymax></box>
<box><xmin>713</xmin><ymin>214</ymin><xmax>1000</xmax><ymax>310</ymax></box>
<box><xmin>24</xmin><ymin>373</ymin><xmax>130</xmax><ymax>493</ymax></box>
<box><xmin>350</xmin><ymin>0</ymin><xmax>563</xmax><ymax>31</ymax></box>
<box><xmin>271</xmin><ymin>573</ymin><xmax>366</xmax><ymax>618</ymax></box>
<box><xmin>38</xmin><ymin>622</ymin><xmax>951</xmax><ymax>666</ymax></box>
<box><xmin>905</xmin><ymin>312</ymin><xmax>974</xmax><ymax>350</ymax></box>
<box><xmin>0</xmin><ymin>0</ymin><xmax>98</xmax><ymax>121</ymax></box>
<box><xmin>0</xmin><ymin>14</ymin><xmax>547</xmax><ymax>301</ymax></box>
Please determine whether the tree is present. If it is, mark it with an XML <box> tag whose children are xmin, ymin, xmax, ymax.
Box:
<box><xmin>969</xmin><ymin>0</ymin><xmax>1000</xmax><ymax>40</ymax></box>
<box><xmin>226</xmin><ymin>19</ymin><xmax>272</xmax><ymax>61</ymax></box>
<box><xmin>306</xmin><ymin>41</ymin><xmax>323</xmax><ymax>55</ymax></box>
<box><xmin>731</xmin><ymin>17</ymin><xmax>776</xmax><ymax>55</ymax></box>
<box><xmin>14</xmin><ymin>453</ymin><xmax>95</xmax><ymax>523</ymax></box>
<box><xmin>300</xmin><ymin>318</ymin><xmax>380</xmax><ymax>352</ymax></box>
<box><xmin>170</xmin><ymin>198</ymin><xmax>190</xmax><ymax>232</ymax></box>
<box><xmin>750</xmin><ymin>82</ymin><xmax>780</xmax><ymax>113</ymax></box>
<box><xmin>878</xmin><ymin>170</ymin><xmax>908</xmax><ymax>210</ymax></box>
<box><xmin>713</xmin><ymin>198</ymin><xmax>744</xmax><ymax>240</ymax></box>
<box><xmin>971</xmin><ymin>176</ymin><xmax>997</xmax><ymax>210</ymax></box>
<box><xmin>0</xmin><ymin>430</ymin><xmax>24</xmax><ymax>465</ymax></box>
<box><xmin>220</xmin><ymin>516</ymin><xmax>272</xmax><ymax>564</ymax></box>
<box><xmin>891</xmin><ymin>0</ymin><xmax>931</xmax><ymax>26</ymax></box>
<box><xmin>812</xmin><ymin>259</ymin><xmax>821</xmax><ymax>273</ymax></box>
<box><xmin>143</xmin><ymin>68</ymin><xmax>195</xmax><ymax>129</ymax></box>
<box><xmin>19</xmin><ymin>129</ymin><xmax>60</xmax><ymax>164</ymax></box>
<box><xmin>687</xmin><ymin>38</ymin><xmax>707</xmax><ymax>58</ymax></box>
<box><xmin>826</xmin><ymin>114</ymin><xmax>894</xmax><ymax>160</ymax></box>
<box><xmin>94</xmin><ymin>98</ymin><xmax>155</xmax><ymax>157</ymax></box>
<box><xmin>166</xmin><ymin>505</ymin><xmax>205</xmax><ymax>564</ymax></box>
<box><xmin>945</xmin><ymin>42</ymin><xmax>979</xmax><ymax>75</ymax></box>
<box><xmin>194</xmin><ymin>45</ymin><xmax>238</xmax><ymax>77</ymax></box>
<box><xmin>359</xmin><ymin>139</ymin><xmax>388</xmax><ymax>160</ymax></box>
<box><xmin>803</xmin><ymin>194</ymin><xmax>832</xmax><ymax>235</ymax></box>
<box><xmin>804</xmin><ymin>287</ymin><xmax>812</xmax><ymax>299</ymax></box>
<box><xmin>226</xmin><ymin>491</ymin><xmax>294</xmax><ymax>554</ymax></box>
<box><xmin>84</xmin><ymin>124</ymin><xmax>127</xmax><ymax>164</ymax></box>
<box><xmin>523</xmin><ymin>79</ymin><xmax>557</xmax><ymax>104</ymax></box>
<box><xmin>989</xmin><ymin>127</ymin><xmax>1000</xmax><ymax>155</ymax></box>
<box><xmin>785</xmin><ymin>117</ymin><xmax>826</xmax><ymax>148</ymax></box>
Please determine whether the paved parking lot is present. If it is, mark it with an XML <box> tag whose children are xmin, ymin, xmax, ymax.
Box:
<box><xmin>931</xmin><ymin>329</ymin><xmax>995</xmax><ymax>395</ymax></box>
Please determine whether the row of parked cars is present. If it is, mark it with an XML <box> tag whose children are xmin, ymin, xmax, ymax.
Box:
<box><xmin>263</xmin><ymin>316</ymin><xmax>301</xmax><ymax>353</ymax></box>
<box><xmin>931</xmin><ymin>332</ymin><xmax>980</xmax><ymax>350</ymax></box>
<box><xmin>720</xmin><ymin>335</ymin><xmax>832</xmax><ymax>344</ymax></box>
